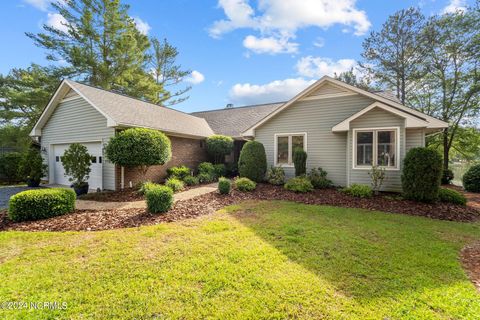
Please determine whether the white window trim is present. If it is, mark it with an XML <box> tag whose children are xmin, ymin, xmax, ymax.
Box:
<box><xmin>274</xmin><ymin>132</ymin><xmax>307</xmax><ymax>167</ymax></box>
<box><xmin>352</xmin><ymin>127</ymin><xmax>400</xmax><ymax>171</ymax></box>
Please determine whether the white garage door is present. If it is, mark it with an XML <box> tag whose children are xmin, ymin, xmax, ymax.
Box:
<box><xmin>53</xmin><ymin>142</ymin><xmax>103</xmax><ymax>190</ymax></box>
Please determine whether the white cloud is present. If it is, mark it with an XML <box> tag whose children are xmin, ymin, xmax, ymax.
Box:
<box><xmin>229</xmin><ymin>78</ymin><xmax>315</xmax><ymax>105</ymax></box>
<box><xmin>313</xmin><ymin>37</ymin><xmax>325</xmax><ymax>48</ymax></box>
<box><xmin>133</xmin><ymin>17</ymin><xmax>151</xmax><ymax>35</ymax></box>
<box><xmin>442</xmin><ymin>0</ymin><xmax>467</xmax><ymax>14</ymax></box>
<box><xmin>185</xmin><ymin>70</ymin><xmax>205</xmax><ymax>84</ymax></box>
<box><xmin>46</xmin><ymin>12</ymin><xmax>69</xmax><ymax>33</ymax></box>
<box><xmin>24</xmin><ymin>0</ymin><xmax>49</xmax><ymax>11</ymax></box>
<box><xmin>243</xmin><ymin>35</ymin><xmax>298</xmax><ymax>54</ymax></box>
<box><xmin>296</xmin><ymin>56</ymin><xmax>357</xmax><ymax>78</ymax></box>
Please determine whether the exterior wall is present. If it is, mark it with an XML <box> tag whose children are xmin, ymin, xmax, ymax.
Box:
<box><xmin>255</xmin><ymin>94</ymin><xmax>374</xmax><ymax>186</ymax></box>
<box><xmin>41</xmin><ymin>95</ymin><xmax>116</xmax><ymax>190</ymax></box>
<box><xmin>116</xmin><ymin>135</ymin><xmax>207</xmax><ymax>189</ymax></box>
<box><xmin>406</xmin><ymin>129</ymin><xmax>425</xmax><ymax>151</ymax></box>
<box><xmin>309</xmin><ymin>83</ymin><xmax>348</xmax><ymax>96</ymax></box>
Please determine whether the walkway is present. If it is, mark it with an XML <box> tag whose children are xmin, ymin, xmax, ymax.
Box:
<box><xmin>76</xmin><ymin>183</ymin><xmax>217</xmax><ymax>210</ymax></box>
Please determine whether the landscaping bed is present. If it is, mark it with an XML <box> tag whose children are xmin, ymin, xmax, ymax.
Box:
<box><xmin>1</xmin><ymin>184</ymin><xmax>478</xmax><ymax>232</ymax></box>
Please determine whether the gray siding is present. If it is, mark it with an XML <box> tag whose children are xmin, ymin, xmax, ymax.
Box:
<box><xmin>406</xmin><ymin>129</ymin><xmax>425</xmax><ymax>151</ymax></box>
<box><xmin>310</xmin><ymin>83</ymin><xmax>347</xmax><ymax>96</ymax></box>
<box><xmin>41</xmin><ymin>96</ymin><xmax>116</xmax><ymax>190</ymax></box>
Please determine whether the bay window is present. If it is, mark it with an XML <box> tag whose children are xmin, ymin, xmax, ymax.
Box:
<box><xmin>354</xmin><ymin>128</ymin><xmax>398</xmax><ymax>169</ymax></box>
<box><xmin>275</xmin><ymin>133</ymin><xmax>306</xmax><ymax>166</ymax></box>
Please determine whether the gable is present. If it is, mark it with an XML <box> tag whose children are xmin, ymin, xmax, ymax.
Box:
<box><xmin>350</xmin><ymin>107</ymin><xmax>404</xmax><ymax>128</ymax></box>
<box><xmin>307</xmin><ymin>82</ymin><xmax>351</xmax><ymax>97</ymax></box>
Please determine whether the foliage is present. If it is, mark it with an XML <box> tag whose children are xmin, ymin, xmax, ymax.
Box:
<box><xmin>0</xmin><ymin>125</ymin><xmax>31</xmax><ymax>151</ymax></box>
<box><xmin>284</xmin><ymin>177</ymin><xmax>314</xmax><ymax>193</ymax></box>
<box><xmin>238</xmin><ymin>141</ymin><xmax>267</xmax><ymax>182</ymax></box>
<box><xmin>235</xmin><ymin>177</ymin><xmax>256</xmax><ymax>192</ymax></box>
<box><xmin>402</xmin><ymin>148</ymin><xmax>443</xmax><ymax>202</ymax></box>
<box><xmin>0</xmin><ymin>152</ymin><xmax>23</xmax><ymax>184</ymax></box>
<box><xmin>61</xmin><ymin>143</ymin><xmax>91</xmax><ymax>187</ymax></box>
<box><xmin>218</xmin><ymin>177</ymin><xmax>231</xmax><ymax>195</ymax></box>
<box><xmin>441</xmin><ymin>168</ymin><xmax>454</xmax><ymax>185</ymax></box>
<box><xmin>213</xmin><ymin>164</ymin><xmax>226</xmax><ymax>179</ymax></box>
<box><xmin>145</xmin><ymin>185</ymin><xmax>173</xmax><ymax>214</ymax></box>
<box><xmin>206</xmin><ymin>135</ymin><xmax>234</xmax><ymax>164</ymax></box>
<box><xmin>462</xmin><ymin>164</ymin><xmax>480</xmax><ymax>192</ymax></box>
<box><xmin>266</xmin><ymin>166</ymin><xmax>285</xmax><ymax>185</ymax></box>
<box><xmin>427</xmin><ymin>127</ymin><xmax>480</xmax><ymax>162</ymax></box>
<box><xmin>165</xmin><ymin>178</ymin><xmax>185</xmax><ymax>193</ymax></box>
<box><xmin>138</xmin><ymin>181</ymin><xmax>159</xmax><ymax>195</ymax></box>
<box><xmin>167</xmin><ymin>165</ymin><xmax>191</xmax><ymax>180</ymax></box>
<box><xmin>307</xmin><ymin>167</ymin><xmax>332</xmax><ymax>189</ymax></box>
<box><xmin>8</xmin><ymin>188</ymin><xmax>75</xmax><ymax>222</ymax></box>
<box><xmin>18</xmin><ymin>149</ymin><xmax>46</xmax><ymax>184</ymax></box>
<box><xmin>225</xmin><ymin>162</ymin><xmax>238</xmax><ymax>177</ymax></box>
<box><xmin>438</xmin><ymin>188</ymin><xmax>467</xmax><ymax>206</ymax></box>
<box><xmin>182</xmin><ymin>175</ymin><xmax>199</xmax><ymax>186</ymax></box>
<box><xmin>342</xmin><ymin>184</ymin><xmax>373</xmax><ymax>198</ymax></box>
<box><xmin>198</xmin><ymin>162</ymin><xmax>216</xmax><ymax>182</ymax></box>
<box><xmin>198</xmin><ymin>173</ymin><xmax>214</xmax><ymax>184</ymax></box>
<box><xmin>369</xmin><ymin>165</ymin><xmax>386</xmax><ymax>195</ymax></box>
<box><xmin>334</xmin><ymin>68</ymin><xmax>374</xmax><ymax>91</ymax></box>
<box><xmin>293</xmin><ymin>149</ymin><xmax>307</xmax><ymax>177</ymax></box>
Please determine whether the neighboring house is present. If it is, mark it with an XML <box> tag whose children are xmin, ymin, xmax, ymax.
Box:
<box><xmin>30</xmin><ymin>76</ymin><xmax>447</xmax><ymax>192</ymax></box>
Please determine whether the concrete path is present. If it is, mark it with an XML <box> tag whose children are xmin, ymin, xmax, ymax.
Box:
<box><xmin>76</xmin><ymin>183</ymin><xmax>217</xmax><ymax>210</ymax></box>
<box><xmin>0</xmin><ymin>186</ymin><xmax>42</xmax><ymax>209</ymax></box>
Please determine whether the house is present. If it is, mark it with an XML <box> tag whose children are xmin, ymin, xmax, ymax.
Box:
<box><xmin>30</xmin><ymin>76</ymin><xmax>447</xmax><ymax>192</ymax></box>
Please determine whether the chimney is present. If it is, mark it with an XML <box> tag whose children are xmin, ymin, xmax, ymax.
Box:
<box><xmin>225</xmin><ymin>103</ymin><xmax>234</xmax><ymax>109</ymax></box>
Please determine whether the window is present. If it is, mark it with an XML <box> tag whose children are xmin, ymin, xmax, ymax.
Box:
<box><xmin>55</xmin><ymin>156</ymin><xmax>59</xmax><ymax>162</ymax></box>
<box><xmin>99</xmin><ymin>156</ymin><xmax>102</xmax><ymax>164</ymax></box>
<box><xmin>354</xmin><ymin>128</ymin><xmax>398</xmax><ymax>169</ymax></box>
<box><xmin>275</xmin><ymin>133</ymin><xmax>306</xmax><ymax>166</ymax></box>
<box><xmin>91</xmin><ymin>156</ymin><xmax>97</xmax><ymax>163</ymax></box>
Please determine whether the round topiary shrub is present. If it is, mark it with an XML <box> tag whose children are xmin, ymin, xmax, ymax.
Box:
<box><xmin>165</xmin><ymin>178</ymin><xmax>185</xmax><ymax>193</ymax></box>
<box><xmin>463</xmin><ymin>164</ymin><xmax>480</xmax><ymax>193</ymax></box>
<box><xmin>401</xmin><ymin>147</ymin><xmax>442</xmax><ymax>202</ymax></box>
<box><xmin>438</xmin><ymin>188</ymin><xmax>467</xmax><ymax>205</ymax></box>
<box><xmin>218</xmin><ymin>177</ymin><xmax>231</xmax><ymax>194</ymax></box>
<box><xmin>206</xmin><ymin>135</ymin><xmax>234</xmax><ymax>164</ymax></box>
<box><xmin>8</xmin><ymin>188</ymin><xmax>76</xmax><ymax>222</ymax></box>
<box><xmin>238</xmin><ymin>141</ymin><xmax>267</xmax><ymax>182</ymax></box>
<box><xmin>61</xmin><ymin>143</ymin><xmax>91</xmax><ymax>193</ymax></box>
<box><xmin>146</xmin><ymin>185</ymin><xmax>174</xmax><ymax>213</ymax></box>
<box><xmin>235</xmin><ymin>177</ymin><xmax>256</xmax><ymax>192</ymax></box>
<box><xmin>284</xmin><ymin>177</ymin><xmax>313</xmax><ymax>193</ymax></box>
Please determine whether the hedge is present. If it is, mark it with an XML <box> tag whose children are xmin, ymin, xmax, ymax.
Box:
<box><xmin>8</xmin><ymin>188</ymin><xmax>76</xmax><ymax>222</ymax></box>
<box><xmin>284</xmin><ymin>177</ymin><xmax>313</xmax><ymax>193</ymax></box>
<box><xmin>238</xmin><ymin>141</ymin><xmax>267</xmax><ymax>182</ymax></box>
<box><xmin>206</xmin><ymin>135</ymin><xmax>234</xmax><ymax>163</ymax></box>
<box><xmin>438</xmin><ymin>188</ymin><xmax>467</xmax><ymax>206</ymax></box>
<box><xmin>463</xmin><ymin>164</ymin><xmax>480</xmax><ymax>193</ymax></box>
<box><xmin>0</xmin><ymin>152</ymin><xmax>23</xmax><ymax>184</ymax></box>
<box><xmin>146</xmin><ymin>185</ymin><xmax>174</xmax><ymax>213</ymax></box>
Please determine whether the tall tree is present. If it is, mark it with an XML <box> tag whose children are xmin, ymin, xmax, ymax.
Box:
<box><xmin>149</xmin><ymin>37</ymin><xmax>191</xmax><ymax>106</ymax></box>
<box><xmin>360</xmin><ymin>7</ymin><xmax>427</xmax><ymax>105</ymax></box>
<box><xmin>26</xmin><ymin>0</ymin><xmax>161</xmax><ymax>102</ymax></box>
<box><xmin>334</xmin><ymin>68</ymin><xmax>376</xmax><ymax>91</ymax></box>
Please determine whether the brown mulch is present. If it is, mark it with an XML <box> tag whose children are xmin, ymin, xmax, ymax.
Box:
<box><xmin>445</xmin><ymin>184</ymin><xmax>480</xmax><ymax>210</ymax></box>
<box><xmin>461</xmin><ymin>241</ymin><xmax>480</xmax><ymax>292</ymax></box>
<box><xmin>77</xmin><ymin>185</ymin><xmax>199</xmax><ymax>202</ymax></box>
<box><xmin>1</xmin><ymin>184</ymin><xmax>479</xmax><ymax>232</ymax></box>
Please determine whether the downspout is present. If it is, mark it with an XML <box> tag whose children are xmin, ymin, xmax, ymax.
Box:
<box><xmin>121</xmin><ymin>166</ymin><xmax>125</xmax><ymax>190</ymax></box>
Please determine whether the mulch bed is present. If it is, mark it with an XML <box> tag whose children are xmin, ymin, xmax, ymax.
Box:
<box><xmin>461</xmin><ymin>241</ymin><xmax>480</xmax><ymax>292</ymax></box>
<box><xmin>77</xmin><ymin>185</ymin><xmax>200</xmax><ymax>202</ymax></box>
<box><xmin>1</xmin><ymin>184</ymin><xmax>478</xmax><ymax>232</ymax></box>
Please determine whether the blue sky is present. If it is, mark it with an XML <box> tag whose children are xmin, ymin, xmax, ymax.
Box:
<box><xmin>0</xmin><ymin>0</ymin><xmax>473</xmax><ymax>112</ymax></box>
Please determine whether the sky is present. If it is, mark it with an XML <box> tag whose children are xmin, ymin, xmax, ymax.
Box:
<box><xmin>0</xmin><ymin>0</ymin><xmax>473</xmax><ymax>113</ymax></box>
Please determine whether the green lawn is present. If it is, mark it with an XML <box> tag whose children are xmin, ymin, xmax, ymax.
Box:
<box><xmin>1</xmin><ymin>201</ymin><xmax>479</xmax><ymax>319</ymax></box>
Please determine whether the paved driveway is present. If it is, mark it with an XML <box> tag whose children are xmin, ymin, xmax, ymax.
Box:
<box><xmin>0</xmin><ymin>186</ymin><xmax>42</xmax><ymax>209</ymax></box>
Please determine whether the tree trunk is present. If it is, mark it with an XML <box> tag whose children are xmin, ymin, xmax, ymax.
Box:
<box><xmin>443</xmin><ymin>128</ymin><xmax>449</xmax><ymax>172</ymax></box>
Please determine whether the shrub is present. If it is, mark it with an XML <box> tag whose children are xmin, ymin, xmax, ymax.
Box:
<box><xmin>218</xmin><ymin>177</ymin><xmax>231</xmax><ymax>194</ymax></box>
<box><xmin>441</xmin><ymin>168</ymin><xmax>454</xmax><ymax>185</ymax></box>
<box><xmin>167</xmin><ymin>165</ymin><xmax>191</xmax><ymax>180</ymax></box>
<box><xmin>206</xmin><ymin>135</ymin><xmax>234</xmax><ymax>163</ymax></box>
<box><xmin>61</xmin><ymin>143</ymin><xmax>91</xmax><ymax>188</ymax></box>
<box><xmin>198</xmin><ymin>172</ymin><xmax>214</xmax><ymax>184</ymax></box>
<box><xmin>307</xmin><ymin>168</ymin><xmax>332</xmax><ymax>189</ymax></box>
<box><xmin>369</xmin><ymin>165</ymin><xmax>386</xmax><ymax>195</ymax></box>
<box><xmin>18</xmin><ymin>149</ymin><xmax>47</xmax><ymax>187</ymax></box>
<box><xmin>284</xmin><ymin>177</ymin><xmax>313</xmax><ymax>193</ymax></box>
<box><xmin>342</xmin><ymin>184</ymin><xmax>373</xmax><ymax>198</ymax></box>
<box><xmin>198</xmin><ymin>162</ymin><xmax>216</xmax><ymax>182</ymax></box>
<box><xmin>138</xmin><ymin>181</ymin><xmax>159</xmax><ymax>195</ymax></box>
<box><xmin>238</xmin><ymin>141</ymin><xmax>267</xmax><ymax>182</ymax></box>
<box><xmin>225</xmin><ymin>162</ymin><xmax>238</xmax><ymax>177</ymax></box>
<box><xmin>463</xmin><ymin>164</ymin><xmax>480</xmax><ymax>192</ymax></box>
<box><xmin>8</xmin><ymin>188</ymin><xmax>76</xmax><ymax>222</ymax></box>
<box><xmin>146</xmin><ymin>185</ymin><xmax>174</xmax><ymax>213</ymax></box>
<box><xmin>183</xmin><ymin>175</ymin><xmax>199</xmax><ymax>186</ymax></box>
<box><xmin>165</xmin><ymin>178</ymin><xmax>185</xmax><ymax>193</ymax></box>
<box><xmin>213</xmin><ymin>164</ymin><xmax>226</xmax><ymax>179</ymax></box>
<box><xmin>293</xmin><ymin>149</ymin><xmax>307</xmax><ymax>176</ymax></box>
<box><xmin>235</xmin><ymin>177</ymin><xmax>256</xmax><ymax>192</ymax></box>
<box><xmin>438</xmin><ymin>188</ymin><xmax>467</xmax><ymax>206</ymax></box>
<box><xmin>402</xmin><ymin>147</ymin><xmax>442</xmax><ymax>202</ymax></box>
<box><xmin>0</xmin><ymin>152</ymin><xmax>23</xmax><ymax>184</ymax></box>
<box><xmin>266</xmin><ymin>166</ymin><xmax>285</xmax><ymax>185</ymax></box>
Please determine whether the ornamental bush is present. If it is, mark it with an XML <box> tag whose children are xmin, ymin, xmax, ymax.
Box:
<box><xmin>146</xmin><ymin>185</ymin><xmax>174</xmax><ymax>213</ymax></box>
<box><xmin>218</xmin><ymin>177</ymin><xmax>231</xmax><ymax>194</ymax></box>
<box><xmin>213</xmin><ymin>164</ymin><xmax>226</xmax><ymax>179</ymax></box>
<box><xmin>198</xmin><ymin>162</ymin><xmax>216</xmax><ymax>182</ymax></box>
<box><xmin>235</xmin><ymin>177</ymin><xmax>256</xmax><ymax>192</ymax></box>
<box><xmin>441</xmin><ymin>168</ymin><xmax>454</xmax><ymax>185</ymax></box>
<box><xmin>206</xmin><ymin>135</ymin><xmax>234</xmax><ymax>164</ymax></box>
<box><xmin>183</xmin><ymin>175</ymin><xmax>199</xmax><ymax>186</ymax></box>
<box><xmin>165</xmin><ymin>177</ymin><xmax>185</xmax><ymax>193</ymax></box>
<box><xmin>61</xmin><ymin>143</ymin><xmax>91</xmax><ymax>188</ymax></box>
<box><xmin>138</xmin><ymin>181</ymin><xmax>159</xmax><ymax>195</ymax></box>
<box><xmin>293</xmin><ymin>149</ymin><xmax>307</xmax><ymax>176</ymax></box>
<box><xmin>284</xmin><ymin>177</ymin><xmax>313</xmax><ymax>193</ymax></box>
<box><xmin>198</xmin><ymin>172</ymin><xmax>214</xmax><ymax>184</ymax></box>
<box><xmin>438</xmin><ymin>188</ymin><xmax>467</xmax><ymax>206</ymax></box>
<box><xmin>266</xmin><ymin>166</ymin><xmax>285</xmax><ymax>185</ymax></box>
<box><xmin>463</xmin><ymin>164</ymin><xmax>480</xmax><ymax>192</ymax></box>
<box><xmin>238</xmin><ymin>141</ymin><xmax>267</xmax><ymax>182</ymax></box>
<box><xmin>307</xmin><ymin>167</ymin><xmax>332</xmax><ymax>189</ymax></box>
<box><xmin>8</xmin><ymin>188</ymin><xmax>76</xmax><ymax>222</ymax></box>
<box><xmin>0</xmin><ymin>152</ymin><xmax>23</xmax><ymax>184</ymax></box>
<box><xmin>402</xmin><ymin>147</ymin><xmax>442</xmax><ymax>202</ymax></box>
<box><xmin>167</xmin><ymin>165</ymin><xmax>191</xmax><ymax>180</ymax></box>
<box><xmin>18</xmin><ymin>149</ymin><xmax>47</xmax><ymax>187</ymax></box>
<box><xmin>341</xmin><ymin>184</ymin><xmax>373</xmax><ymax>198</ymax></box>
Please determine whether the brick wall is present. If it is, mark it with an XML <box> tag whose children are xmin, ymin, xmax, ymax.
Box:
<box><xmin>115</xmin><ymin>135</ymin><xmax>207</xmax><ymax>189</ymax></box>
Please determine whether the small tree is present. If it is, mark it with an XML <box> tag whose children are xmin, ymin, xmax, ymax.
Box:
<box><xmin>61</xmin><ymin>143</ymin><xmax>91</xmax><ymax>187</ymax></box>
<box><xmin>105</xmin><ymin>128</ymin><xmax>172</xmax><ymax>181</ymax></box>
<box><xmin>369</xmin><ymin>165</ymin><xmax>386</xmax><ymax>195</ymax></box>
<box><xmin>206</xmin><ymin>135</ymin><xmax>234</xmax><ymax>164</ymax></box>
<box><xmin>293</xmin><ymin>149</ymin><xmax>307</xmax><ymax>176</ymax></box>
<box><xmin>0</xmin><ymin>152</ymin><xmax>23</xmax><ymax>184</ymax></box>
<box><xmin>18</xmin><ymin>149</ymin><xmax>46</xmax><ymax>187</ymax></box>
<box><xmin>238</xmin><ymin>141</ymin><xmax>267</xmax><ymax>182</ymax></box>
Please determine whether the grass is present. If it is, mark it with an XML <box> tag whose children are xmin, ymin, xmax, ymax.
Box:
<box><xmin>0</xmin><ymin>201</ymin><xmax>479</xmax><ymax>319</ymax></box>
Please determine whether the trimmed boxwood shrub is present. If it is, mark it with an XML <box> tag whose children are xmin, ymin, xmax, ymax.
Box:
<box><xmin>218</xmin><ymin>177</ymin><xmax>231</xmax><ymax>194</ymax></box>
<box><xmin>8</xmin><ymin>188</ymin><xmax>76</xmax><ymax>222</ymax></box>
<box><xmin>463</xmin><ymin>164</ymin><xmax>480</xmax><ymax>192</ymax></box>
<box><xmin>146</xmin><ymin>185</ymin><xmax>174</xmax><ymax>213</ymax></box>
<box><xmin>307</xmin><ymin>167</ymin><xmax>332</xmax><ymax>189</ymax></box>
<box><xmin>284</xmin><ymin>177</ymin><xmax>314</xmax><ymax>193</ymax></box>
<box><xmin>266</xmin><ymin>166</ymin><xmax>285</xmax><ymax>185</ymax></box>
<box><xmin>235</xmin><ymin>177</ymin><xmax>256</xmax><ymax>192</ymax></box>
<box><xmin>165</xmin><ymin>178</ymin><xmax>185</xmax><ymax>193</ymax></box>
<box><xmin>183</xmin><ymin>175</ymin><xmax>199</xmax><ymax>186</ymax></box>
<box><xmin>293</xmin><ymin>149</ymin><xmax>307</xmax><ymax>176</ymax></box>
<box><xmin>213</xmin><ymin>164</ymin><xmax>226</xmax><ymax>179</ymax></box>
<box><xmin>438</xmin><ymin>188</ymin><xmax>467</xmax><ymax>206</ymax></box>
<box><xmin>238</xmin><ymin>141</ymin><xmax>267</xmax><ymax>182</ymax></box>
<box><xmin>441</xmin><ymin>168</ymin><xmax>454</xmax><ymax>185</ymax></box>
<box><xmin>206</xmin><ymin>135</ymin><xmax>234</xmax><ymax>164</ymax></box>
<box><xmin>0</xmin><ymin>152</ymin><xmax>23</xmax><ymax>184</ymax></box>
<box><xmin>342</xmin><ymin>184</ymin><xmax>373</xmax><ymax>198</ymax></box>
<box><xmin>402</xmin><ymin>147</ymin><xmax>442</xmax><ymax>202</ymax></box>
<box><xmin>138</xmin><ymin>181</ymin><xmax>159</xmax><ymax>195</ymax></box>
<box><xmin>167</xmin><ymin>165</ymin><xmax>191</xmax><ymax>180</ymax></box>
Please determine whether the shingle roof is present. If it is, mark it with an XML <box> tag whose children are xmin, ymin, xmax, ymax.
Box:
<box><xmin>66</xmin><ymin>80</ymin><xmax>214</xmax><ymax>138</ymax></box>
<box><xmin>372</xmin><ymin>91</ymin><xmax>402</xmax><ymax>104</ymax></box>
<box><xmin>191</xmin><ymin>102</ymin><xmax>284</xmax><ymax>137</ymax></box>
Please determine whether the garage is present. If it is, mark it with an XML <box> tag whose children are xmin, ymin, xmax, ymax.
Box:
<box><xmin>52</xmin><ymin>142</ymin><xmax>103</xmax><ymax>190</ymax></box>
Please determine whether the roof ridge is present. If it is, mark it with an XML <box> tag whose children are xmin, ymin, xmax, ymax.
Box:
<box><xmin>192</xmin><ymin>101</ymin><xmax>286</xmax><ymax>114</ymax></box>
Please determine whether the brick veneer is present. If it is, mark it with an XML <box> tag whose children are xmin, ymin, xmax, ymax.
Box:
<box><xmin>115</xmin><ymin>135</ymin><xmax>207</xmax><ymax>190</ymax></box>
